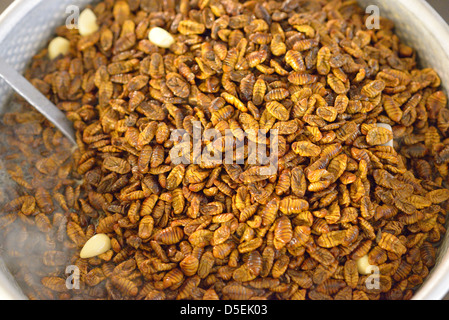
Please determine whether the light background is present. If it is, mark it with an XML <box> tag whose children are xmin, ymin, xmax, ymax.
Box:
<box><xmin>0</xmin><ymin>0</ymin><xmax>448</xmax><ymax>299</ymax></box>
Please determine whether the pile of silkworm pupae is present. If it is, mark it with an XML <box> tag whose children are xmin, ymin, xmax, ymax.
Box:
<box><xmin>1</xmin><ymin>0</ymin><xmax>449</xmax><ymax>300</ymax></box>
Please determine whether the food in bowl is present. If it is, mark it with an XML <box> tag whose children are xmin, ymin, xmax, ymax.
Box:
<box><xmin>1</xmin><ymin>0</ymin><xmax>449</xmax><ymax>300</ymax></box>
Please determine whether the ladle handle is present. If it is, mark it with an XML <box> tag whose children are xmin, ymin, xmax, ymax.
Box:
<box><xmin>0</xmin><ymin>56</ymin><xmax>76</xmax><ymax>146</ymax></box>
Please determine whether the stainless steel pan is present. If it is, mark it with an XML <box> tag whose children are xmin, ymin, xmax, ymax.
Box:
<box><xmin>0</xmin><ymin>0</ymin><xmax>449</xmax><ymax>300</ymax></box>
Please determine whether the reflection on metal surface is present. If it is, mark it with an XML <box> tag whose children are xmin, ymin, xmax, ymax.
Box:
<box><xmin>0</xmin><ymin>57</ymin><xmax>76</xmax><ymax>145</ymax></box>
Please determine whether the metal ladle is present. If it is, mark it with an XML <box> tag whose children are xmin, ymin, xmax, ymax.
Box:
<box><xmin>0</xmin><ymin>56</ymin><xmax>77</xmax><ymax>145</ymax></box>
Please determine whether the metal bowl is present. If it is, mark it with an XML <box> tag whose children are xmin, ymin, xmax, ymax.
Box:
<box><xmin>1</xmin><ymin>0</ymin><xmax>449</xmax><ymax>300</ymax></box>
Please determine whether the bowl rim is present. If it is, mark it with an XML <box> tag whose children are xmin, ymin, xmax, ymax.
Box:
<box><xmin>0</xmin><ymin>0</ymin><xmax>39</xmax><ymax>49</ymax></box>
<box><xmin>0</xmin><ymin>0</ymin><xmax>449</xmax><ymax>300</ymax></box>
<box><xmin>393</xmin><ymin>0</ymin><xmax>449</xmax><ymax>300</ymax></box>
<box><xmin>0</xmin><ymin>0</ymin><xmax>53</xmax><ymax>301</ymax></box>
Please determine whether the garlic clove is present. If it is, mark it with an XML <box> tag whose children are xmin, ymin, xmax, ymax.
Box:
<box><xmin>78</xmin><ymin>8</ymin><xmax>99</xmax><ymax>36</ymax></box>
<box><xmin>48</xmin><ymin>37</ymin><xmax>70</xmax><ymax>60</ymax></box>
<box><xmin>356</xmin><ymin>255</ymin><xmax>376</xmax><ymax>275</ymax></box>
<box><xmin>148</xmin><ymin>27</ymin><xmax>175</xmax><ymax>49</ymax></box>
<box><xmin>80</xmin><ymin>233</ymin><xmax>111</xmax><ymax>259</ymax></box>
<box><xmin>376</xmin><ymin>123</ymin><xmax>394</xmax><ymax>147</ymax></box>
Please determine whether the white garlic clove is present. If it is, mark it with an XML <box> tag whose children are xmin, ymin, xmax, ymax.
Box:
<box><xmin>48</xmin><ymin>37</ymin><xmax>70</xmax><ymax>60</ymax></box>
<box><xmin>78</xmin><ymin>8</ymin><xmax>99</xmax><ymax>36</ymax></box>
<box><xmin>148</xmin><ymin>27</ymin><xmax>175</xmax><ymax>48</ymax></box>
<box><xmin>376</xmin><ymin>123</ymin><xmax>394</xmax><ymax>147</ymax></box>
<box><xmin>356</xmin><ymin>255</ymin><xmax>376</xmax><ymax>275</ymax></box>
<box><xmin>80</xmin><ymin>233</ymin><xmax>111</xmax><ymax>259</ymax></box>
